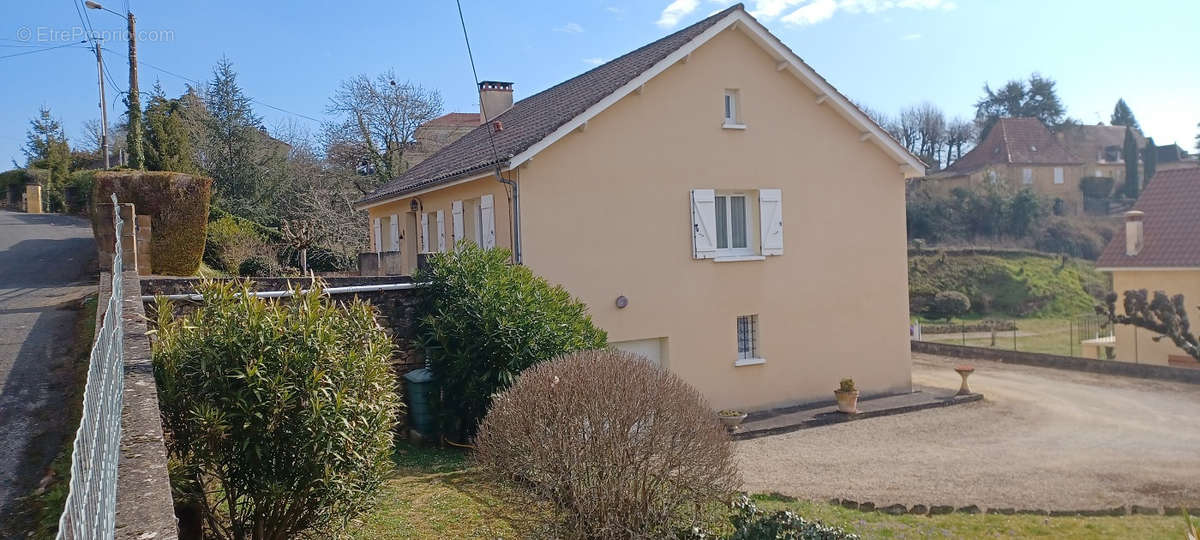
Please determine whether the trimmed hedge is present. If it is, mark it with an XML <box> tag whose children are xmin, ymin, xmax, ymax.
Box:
<box><xmin>920</xmin><ymin>320</ymin><xmax>1017</xmax><ymax>334</ymax></box>
<box><xmin>92</xmin><ymin>171</ymin><xmax>213</xmax><ymax>275</ymax></box>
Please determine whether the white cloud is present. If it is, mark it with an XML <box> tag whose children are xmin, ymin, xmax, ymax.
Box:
<box><xmin>554</xmin><ymin>22</ymin><xmax>584</xmax><ymax>33</ymax></box>
<box><xmin>605</xmin><ymin>5</ymin><xmax>625</xmax><ymax>14</ymax></box>
<box><xmin>901</xmin><ymin>32</ymin><xmax>921</xmax><ymax>40</ymax></box>
<box><xmin>780</xmin><ymin>0</ymin><xmax>837</xmax><ymax>25</ymax></box>
<box><xmin>582</xmin><ymin>57</ymin><xmax>605</xmax><ymax>66</ymax></box>
<box><xmin>657</xmin><ymin>0</ymin><xmax>700</xmax><ymax>27</ymax></box>
<box><xmin>768</xmin><ymin>0</ymin><xmax>953</xmax><ymax>26</ymax></box>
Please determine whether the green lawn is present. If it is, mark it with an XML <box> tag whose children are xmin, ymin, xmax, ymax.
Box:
<box><xmin>355</xmin><ymin>441</ymin><xmax>1189</xmax><ymax>539</ymax></box>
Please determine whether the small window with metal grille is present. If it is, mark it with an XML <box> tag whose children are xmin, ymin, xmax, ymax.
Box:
<box><xmin>735</xmin><ymin>314</ymin><xmax>763</xmax><ymax>366</ymax></box>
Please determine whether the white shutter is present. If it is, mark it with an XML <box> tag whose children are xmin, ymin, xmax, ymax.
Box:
<box><xmin>372</xmin><ymin>217</ymin><xmax>382</xmax><ymax>253</ymax></box>
<box><xmin>690</xmin><ymin>189</ymin><xmax>717</xmax><ymax>259</ymax></box>
<box><xmin>451</xmin><ymin>200</ymin><xmax>464</xmax><ymax>247</ymax></box>
<box><xmin>759</xmin><ymin>189</ymin><xmax>783</xmax><ymax>256</ymax></box>
<box><xmin>436</xmin><ymin>210</ymin><xmax>446</xmax><ymax>252</ymax></box>
<box><xmin>388</xmin><ymin>214</ymin><xmax>400</xmax><ymax>252</ymax></box>
<box><xmin>480</xmin><ymin>194</ymin><xmax>496</xmax><ymax>249</ymax></box>
<box><xmin>420</xmin><ymin>212</ymin><xmax>429</xmax><ymax>253</ymax></box>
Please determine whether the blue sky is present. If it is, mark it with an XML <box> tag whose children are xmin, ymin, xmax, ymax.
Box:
<box><xmin>2</xmin><ymin>1</ymin><xmax>1198</xmax><ymax>166</ymax></box>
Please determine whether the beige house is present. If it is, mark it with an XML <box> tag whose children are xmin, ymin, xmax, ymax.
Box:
<box><xmin>406</xmin><ymin>112</ymin><xmax>480</xmax><ymax>168</ymax></box>
<box><xmin>354</xmin><ymin>4</ymin><xmax>924</xmax><ymax>411</ymax></box>
<box><xmin>925</xmin><ymin>117</ymin><xmax>1086</xmax><ymax>214</ymax></box>
<box><xmin>1094</xmin><ymin>168</ymin><xmax>1200</xmax><ymax>368</ymax></box>
<box><xmin>1058</xmin><ymin>124</ymin><xmax>1145</xmax><ymax>185</ymax></box>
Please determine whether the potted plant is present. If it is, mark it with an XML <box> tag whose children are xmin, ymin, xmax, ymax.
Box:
<box><xmin>717</xmin><ymin>409</ymin><xmax>748</xmax><ymax>431</ymax></box>
<box><xmin>834</xmin><ymin>378</ymin><xmax>859</xmax><ymax>414</ymax></box>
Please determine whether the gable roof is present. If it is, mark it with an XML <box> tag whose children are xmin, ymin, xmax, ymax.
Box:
<box><xmin>941</xmin><ymin>118</ymin><xmax>1082</xmax><ymax>176</ymax></box>
<box><xmin>1096</xmin><ymin>167</ymin><xmax>1200</xmax><ymax>269</ymax></box>
<box><xmin>356</xmin><ymin>4</ymin><xmax>924</xmax><ymax>208</ymax></box>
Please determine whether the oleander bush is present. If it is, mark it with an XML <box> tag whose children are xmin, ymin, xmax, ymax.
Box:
<box><xmin>415</xmin><ymin>242</ymin><xmax>607</xmax><ymax>441</ymax></box>
<box><xmin>152</xmin><ymin>279</ymin><xmax>398</xmax><ymax>539</ymax></box>
<box><xmin>474</xmin><ymin>349</ymin><xmax>739</xmax><ymax>539</ymax></box>
<box><xmin>92</xmin><ymin>171</ymin><xmax>212</xmax><ymax>275</ymax></box>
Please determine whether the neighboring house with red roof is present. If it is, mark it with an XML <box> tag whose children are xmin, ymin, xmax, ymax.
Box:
<box><xmin>925</xmin><ymin>117</ymin><xmax>1088</xmax><ymax>214</ymax></box>
<box><xmin>1092</xmin><ymin>168</ymin><xmax>1200</xmax><ymax>367</ymax></box>
<box><xmin>352</xmin><ymin>4</ymin><xmax>925</xmax><ymax>411</ymax></box>
<box><xmin>406</xmin><ymin>112</ymin><xmax>481</xmax><ymax>168</ymax></box>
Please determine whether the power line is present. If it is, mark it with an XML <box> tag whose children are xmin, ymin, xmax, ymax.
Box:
<box><xmin>455</xmin><ymin>0</ymin><xmax>501</xmax><ymax>165</ymax></box>
<box><xmin>0</xmin><ymin>40</ymin><xmax>87</xmax><ymax>60</ymax></box>
<box><xmin>100</xmin><ymin>46</ymin><xmax>322</xmax><ymax>124</ymax></box>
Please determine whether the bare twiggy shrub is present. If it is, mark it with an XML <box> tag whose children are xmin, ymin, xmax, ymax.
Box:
<box><xmin>474</xmin><ymin>349</ymin><xmax>740</xmax><ymax>539</ymax></box>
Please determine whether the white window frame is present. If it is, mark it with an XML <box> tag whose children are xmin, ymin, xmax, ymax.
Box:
<box><xmin>1022</xmin><ymin>168</ymin><xmax>1033</xmax><ymax>185</ymax></box>
<box><xmin>1054</xmin><ymin>167</ymin><xmax>1065</xmax><ymax>184</ymax></box>
<box><xmin>735</xmin><ymin>314</ymin><xmax>764</xmax><ymax>366</ymax></box>
<box><xmin>713</xmin><ymin>192</ymin><xmax>755</xmax><ymax>258</ymax></box>
<box><xmin>723</xmin><ymin>89</ymin><xmax>745</xmax><ymax>129</ymax></box>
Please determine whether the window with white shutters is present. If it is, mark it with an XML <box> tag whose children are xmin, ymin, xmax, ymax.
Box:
<box><xmin>420</xmin><ymin>212</ymin><xmax>430</xmax><ymax>253</ymax></box>
<box><xmin>451</xmin><ymin>200</ymin><xmax>464</xmax><ymax>248</ymax></box>
<box><xmin>1022</xmin><ymin>168</ymin><xmax>1033</xmax><ymax>185</ymax></box>
<box><xmin>436</xmin><ymin>210</ymin><xmax>446</xmax><ymax>252</ymax></box>
<box><xmin>388</xmin><ymin>215</ymin><xmax>400</xmax><ymax>252</ymax></box>
<box><xmin>1054</xmin><ymin>167</ymin><xmax>1064</xmax><ymax>184</ymax></box>
<box><xmin>480</xmin><ymin>194</ymin><xmax>496</xmax><ymax>249</ymax></box>
<box><xmin>692</xmin><ymin>189</ymin><xmax>782</xmax><ymax>260</ymax></box>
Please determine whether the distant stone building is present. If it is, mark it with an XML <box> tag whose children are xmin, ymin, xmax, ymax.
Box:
<box><xmin>405</xmin><ymin>112</ymin><xmax>480</xmax><ymax>168</ymax></box>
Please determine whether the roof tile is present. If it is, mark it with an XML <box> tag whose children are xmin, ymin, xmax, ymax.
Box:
<box><xmin>1097</xmin><ymin>168</ymin><xmax>1200</xmax><ymax>268</ymax></box>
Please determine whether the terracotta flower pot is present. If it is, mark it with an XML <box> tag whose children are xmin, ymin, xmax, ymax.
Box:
<box><xmin>834</xmin><ymin>389</ymin><xmax>859</xmax><ymax>414</ymax></box>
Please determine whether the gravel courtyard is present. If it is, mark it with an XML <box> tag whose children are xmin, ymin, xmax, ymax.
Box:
<box><xmin>736</xmin><ymin>353</ymin><xmax>1200</xmax><ymax>510</ymax></box>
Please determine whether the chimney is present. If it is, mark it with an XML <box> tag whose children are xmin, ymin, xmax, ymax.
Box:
<box><xmin>478</xmin><ymin>81</ymin><xmax>514</xmax><ymax>124</ymax></box>
<box><xmin>1125</xmin><ymin>210</ymin><xmax>1144</xmax><ymax>256</ymax></box>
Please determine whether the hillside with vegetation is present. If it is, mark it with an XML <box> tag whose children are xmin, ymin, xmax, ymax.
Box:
<box><xmin>909</xmin><ymin>249</ymin><xmax>1110</xmax><ymax>319</ymax></box>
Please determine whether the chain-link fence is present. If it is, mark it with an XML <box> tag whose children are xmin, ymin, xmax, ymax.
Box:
<box><xmin>913</xmin><ymin>315</ymin><xmax>1115</xmax><ymax>359</ymax></box>
<box><xmin>57</xmin><ymin>194</ymin><xmax>124</xmax><ymax>540</ymax></box>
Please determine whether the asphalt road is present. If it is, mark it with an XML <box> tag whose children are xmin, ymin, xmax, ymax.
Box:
<box><xmin>0</xmin><ymin>210</ymin><xmax>96</xmax><ymax>536</ymax></box>
<box><xmin>737</xmin><ymin>352</ymin><xmax>1200</xmax><ymax>511</ymax></box>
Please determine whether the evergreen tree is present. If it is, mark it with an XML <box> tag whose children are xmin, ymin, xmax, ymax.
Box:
<box><xmin>22</xmin><ymin>106</ymin><xmax>71</xmax><ymax>185</ymax></box>
<box><xmin>1123</xmin><ymin>126</ymin><xmax>1140</xmax><ymax>199</ymax></box>
<box><xmin>974</xmin><ymin>73</ymin><xmax>1067</xmax><ymax>141</ymax></box>
<box><xmin>1110</xmin><ymin>98</ymin><xmax>1140</xmax><ymax>132</ymax></box>
<box><xmin>143</xmin><ymin>82</ymin><xmax>197</xmax><ymax>173</ymax></box>
<box><xmin>195</xmin><ymin>57</ymin><xmax>288</xmax><ymax>221</ymax></box>
<box><xmin>1143</xmin><ymin>136</ymin><xmax>1157</xmax><ymax>185</ymax></box>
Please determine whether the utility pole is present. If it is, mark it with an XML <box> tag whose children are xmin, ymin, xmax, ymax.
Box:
<box><xmin>95</xmin><ymin>41</ymin><xmax>110</xmax><ymax>169</ymax></box>
<box><xmin>125</xmin><ymin>10</ymin><xmax>143</xmax><ymax>168</ymax></box>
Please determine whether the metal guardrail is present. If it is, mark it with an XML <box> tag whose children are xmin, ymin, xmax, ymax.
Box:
<box><xmin>57</xmin><ymin>194</ymin><xmax>125</xmax><ymax>540</ymax></box>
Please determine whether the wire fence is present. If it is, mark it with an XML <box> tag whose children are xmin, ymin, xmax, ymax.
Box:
<box><xmin>57</xmin><ymin>194</ymin><xmax>124</xmax><ymax>540</ymax></box>
<box><xmin>913</xmin><ymin>315</ymin><xmax>1116</xmax><ymax>359</ymax></box>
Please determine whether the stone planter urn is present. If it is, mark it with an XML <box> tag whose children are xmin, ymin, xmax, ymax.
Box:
<box><xmin>954</xmin><ymin>365</ymin><xmax>975</xmax><ymax>396</ymax></box>
<box><xmin>834</xmin><ymin>377</ymin><xmax>859</xmax><ymax>414</ymax></box>
<box><xmin>717</xmin><ymin>410</ymin><xmax>748</xmax><ymax>432</ymax></box>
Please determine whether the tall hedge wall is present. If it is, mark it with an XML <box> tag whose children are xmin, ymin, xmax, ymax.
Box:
<box><xmin>92</xmin><ymin>171</ymin><xmax>213</xmax><ymax>275</ymax></box>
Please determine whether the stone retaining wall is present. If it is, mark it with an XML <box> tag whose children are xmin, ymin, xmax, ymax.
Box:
<box><xmin>912</xmin><ymin>340</ymin><xmax>1200</xmax><ymax>384</ymax></box>
<box><xmin>140</xmin><ymin>276</ymin><xmax>423</xmax><ymax>369</ymax></box>
<box><xmin>826</xmin><ymin>496</ymin><xmax>1200</xmax><ymax>517</ymax></box>
<box><xmin>101</xmin><ymin>271</ymin><xmax>178</xmax><ymax>540</ymax></box>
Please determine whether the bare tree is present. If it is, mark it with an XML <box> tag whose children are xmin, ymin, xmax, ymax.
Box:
<box><xmin>945</xmin><ymin>117</ymin><xmax>975</xmax><ymax>165</ymax></box>
<box><xmin>1098</xmin><ymin>289</ymin><xmax>1199</xmax><ymax>361</ymax></box>
<box><xmin>914</xmin><ymin>102</ymin><xmax>946</xmax><ymax>168</ymax></box>
<box><xmin>898</xmin><ymin>106</ymin><xmax>922</xmax><ymax>156</ymax></box>
<box><xmin>275</xmin><ymin>121</ymin><xmax>367</xmax><ymax>268</ymax></box>
<box><xmin>323</xmin><ymin>72</ymin><xmax>443</xmax><ymax>194</ymax></box>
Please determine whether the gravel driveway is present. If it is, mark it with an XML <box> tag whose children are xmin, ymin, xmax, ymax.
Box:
<box><xmin>736</xmin><ymin>353</ymin><xmax>1200</xmax><ymax>510</ymax></box>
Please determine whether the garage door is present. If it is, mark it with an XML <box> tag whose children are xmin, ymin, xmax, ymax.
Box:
<box><xmin>611</xmin><ymin>338</ymin><xmax>666</xmax><ymax>368</ymax></box>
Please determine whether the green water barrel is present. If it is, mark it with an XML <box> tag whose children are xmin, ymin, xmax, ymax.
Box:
<box><xmin>403</xmin><ymin>368</ymin><xmax>436</xmax><ymax>439</ymax></box>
